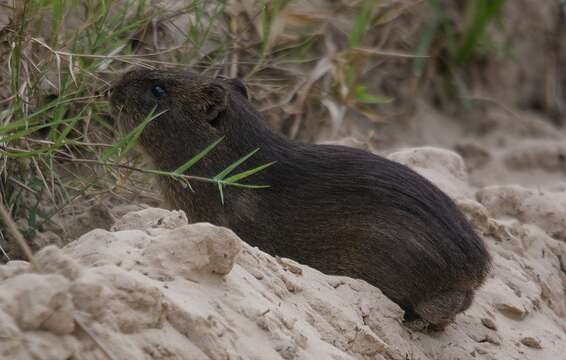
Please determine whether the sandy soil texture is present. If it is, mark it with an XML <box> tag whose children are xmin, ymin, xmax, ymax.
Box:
<box><xmin>1</xmin><ymin>147</ymin><xmax>565</xmax><ymax>360</ymax></box>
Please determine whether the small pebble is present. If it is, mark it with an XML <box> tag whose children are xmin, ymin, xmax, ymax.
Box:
<box><xmin>520</xmin><ymin>336</ymin><xmax>542</xmax><ymax>349</ymax></box>
<box><xmin>277</xmin><ymin>257</ymin><xmax>303</xmax><ymax>275</ymax></box>
<box><xmin>495</xmin><ymin>303</ymin><xmax>527</xmax><ymax>320</ymax></box>
<box><xmin>481</xmin><ymin>317</ymin><xmax>497</xmax><ymax>330</ymax></box>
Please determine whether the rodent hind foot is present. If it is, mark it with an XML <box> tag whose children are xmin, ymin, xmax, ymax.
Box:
<box><xmin>403</xmin><ymin>318</ymin><xmax>430</xmax><ymax>332</ymax></box>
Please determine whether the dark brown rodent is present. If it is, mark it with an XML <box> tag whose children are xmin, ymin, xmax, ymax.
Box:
<box><xmin>110</xmin><ymin>70</ymin><xmax>491</xmax><ymax>330</ymax></box>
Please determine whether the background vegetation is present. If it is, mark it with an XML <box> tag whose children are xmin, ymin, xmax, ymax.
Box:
<box><xmin>1</xmin><ymin>0</ymin><xmax>564</xmax><ymax>260</ymax></box>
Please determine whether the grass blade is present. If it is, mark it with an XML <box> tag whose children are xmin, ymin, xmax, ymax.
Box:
<box><xmin>223</xmin><ymin>183</ymin><xmax>271</xmax><ymax>189</ymax></box>
<box><xmin>101</xmin><ymin>106</ymin><xmax>165</xmax><ymax>162</ymax></box>
<box><xmin>218</xmin><ymin>182</ymin><xmax>225</xmax><ymax>205</ymax></box>
<box><xmin>174</xmin><ymin>136</ymin><xmax>224</xmax><ymax>175</ymax></box>
<box><xmin>223</xmin><ymin>161</ymin><xmax>276</xmax><ymax>184</ymax></box>
<box><xmin>350</xmin><ymin>0</ymin><xmax>378</xmax><ymax>48</ymax></box>
<box><xmin>214</xmin><ymin>148</ymin><xmax>260</xmax><ymax>180</ymax></box>
<box><xmin>455</xmin><ymin>0</ymin><xmax>505</xmax><ymax>64</ymax></box>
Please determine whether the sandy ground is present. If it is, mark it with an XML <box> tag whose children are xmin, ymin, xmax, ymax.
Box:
<box><xmin>1</xmin><ymin>1</ymin><xmax>566</xmax><ymax>358</ymax></box>
<box><xmin>1</xmin><ymin>145</ymin><xmax>565</xmax><ymax>360</ymax></box>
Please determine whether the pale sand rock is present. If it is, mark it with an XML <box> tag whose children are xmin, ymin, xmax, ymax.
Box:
<box><xmin>477</xmin><ymin>185</ymin><xmax>566</xmax><ymax>241</ymax></box>
<box><xmin>111</xmin><ymin>208</ymin><xmax>188</xmax><ymax>232</ymax></box>
<box><xmin>1</xmin><ymin>147</ymin><xmax>565</xmax><ymax>360</ymax></box>
<box><xmin>387</xmin><ymin>147</ymin><xmax>473</xmax><ymax>200</ymax></box>
<box><xmin>468</xmin><ymin>139</ymin><xmax>566</xmax><ymax>189</ymax></box>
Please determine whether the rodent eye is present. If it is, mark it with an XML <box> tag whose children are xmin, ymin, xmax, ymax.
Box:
<box><xmin>151</xmin><ymin>85</ymin><xmax>167</xmax><ymax>98</ymax></box>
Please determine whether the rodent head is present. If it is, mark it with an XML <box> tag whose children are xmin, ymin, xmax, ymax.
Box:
<box><xmin>110</xmin><ymin>69</ymin><xmax>249</xmax><ymax>152</ymax></box>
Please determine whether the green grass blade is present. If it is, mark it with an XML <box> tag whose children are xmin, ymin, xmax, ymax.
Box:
<box><xmin>1</xmin><ymin>148</ymin><xmax>51</xmax><ymax>158</ymax></box>
<box><xmin>0</xmin><ymin>97</ymin><xmax>83</xmax><ymax>134</ymax></box>
<box><xmin>455</xmin><ymin>0</ymin><xmax>505</xmax><ymax>64</ymax></box>
<box><xmin>224</xmin><ymin>183</ymin><xmax>271</xmax><ymax>189</ymax></box>
<box><xmin>174</xmin><ymin>136</ymin><xmax>224</xmax><ymax>175</ymax></box>
<box><xmin>0</xmin><ymin>114</ymin><xmax>82</xmax><ymax>143</ymax></box>
<box><xmin>213</xmin><ymin>148</ymin><xmax>260</xmax><ymax>180</ymax></box>
<box><xmin>223</xmin><ymin>161</ymin><xmax>276</xmax><ymax>184</ymax></box>
<box><xmin>413</xmin><ymin>21</ymin><xmax>439</xmax><ymax>76</ymax></box>
<box><xmin>350</xmin><ymin>0</ymin><xmax>378</xmax><ymax>48</ymax></box>
<box><xmin>355</xmin><ymin>85</ymin><xmax>393</xmax><ymax>104</ymax></box>
<box><xmin>54</xmin><ymin>107</ymin><xmax>87</xmax><ymax>147</ymax></box>
<box><xmin>101</xmin><ymin>106</ymin><xmax>164</xmax><ymax>161</ymax></box>
<box><xmin>218</xmin><ymin>182</ymin><xmax>225</xmax><ymax>205</ymax></box>
<box><xmin>51</xmin><ymin>0</ymin><xmax>66</xmax><ymax>43</ymax></box>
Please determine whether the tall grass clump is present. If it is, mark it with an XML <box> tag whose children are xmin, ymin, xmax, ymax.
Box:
<box><xmin>0</xmin><ymin>0</ymin><xmax>270</xmax><ymax>260</ymax></box>
<box><xmin>414</xmin><ymin>0</ymin><xmax>506</xmax><ymax>102</ymax></box>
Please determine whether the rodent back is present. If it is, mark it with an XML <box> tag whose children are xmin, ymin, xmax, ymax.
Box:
<box><xmin>110</xmin><ymin>69</ymin><xmax>492</xmax><ymax>308</ymax></box>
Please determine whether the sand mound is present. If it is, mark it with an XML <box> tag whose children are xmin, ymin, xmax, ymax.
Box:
<box><xmin>1</xmin><ymin>148</ymin><xmax>565</xmax><ymax>360</ymax></box>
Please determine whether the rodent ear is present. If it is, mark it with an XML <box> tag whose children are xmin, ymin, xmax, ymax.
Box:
<box><xmin>227</xmin><ymin>78</ymin><xmax>249</xmax><ymax>99</ymax></box>
<box><xmin>216</xmin><ymin>75</ymin><xmax>249</xmax><ymax>99</ymax></box>
<box><xmin>201</xmin><ymin>83</ymin><xmax>228</xmax><ymax>123</ymax></box>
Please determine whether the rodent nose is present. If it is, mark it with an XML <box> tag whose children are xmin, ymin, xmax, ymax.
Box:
<box><xmin>110</xmin><ymin>69</ymin><xmax>152</xmax><ymax>106</ymax></box>
<box><xmin>109</xmin><ymin>83</ymin><xmax>125</xmax><ymax>107</ymax></box>
<box><xmin>110</xmin><ymin>70</ymin><xmax>144</xmax><ymax>106</ymax></box>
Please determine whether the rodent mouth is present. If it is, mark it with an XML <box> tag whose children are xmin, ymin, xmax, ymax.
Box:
<box><xmin>110</xmin><ymin>104</ymin><xmax>132</xmax><ymax>135</ymax></box>
<box><xmin>109</xmin><ymin>74</ymin><xmax>144</xmax><ymax>135</ymax></box>
<box><xmin>110</xmin><ymin>102</ymin><xmax>126</xmax><ymax>119</ymax></box>
<box><xmin>108</xmin><ymin>79</ymin><xmax>130</xmax><ymax>109</ymax></box>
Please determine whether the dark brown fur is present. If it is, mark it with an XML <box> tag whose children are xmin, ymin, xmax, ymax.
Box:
<box><xmin>110</xmin><ymin>70</ymin><xmax>491</xmax><ymax>330</ymax></box>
